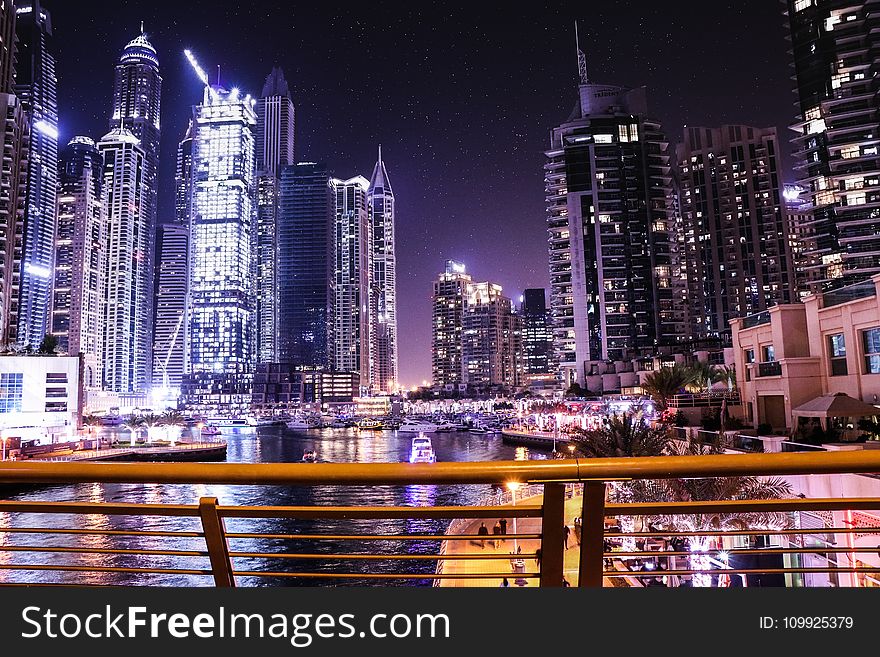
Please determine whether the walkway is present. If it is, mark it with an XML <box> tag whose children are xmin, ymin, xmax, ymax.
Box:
<box><xmin>25</xmin><ymin>441</ymin><xmax>226</xmax><ymax>462</ymax></box>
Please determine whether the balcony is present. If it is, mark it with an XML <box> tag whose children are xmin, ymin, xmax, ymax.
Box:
<box><xmin>821</xmin><ymin>279</ymin><xmax>877</xmax><ymax>307</ymax></box>
<box><xmin>740</xmin><ymin>310</ymin><xmax>770</xmax><ymax>329</ymax></box>
<box><xmin>2</xmin><ymin>455</ymin><xmax>880</xmax><ymax>587</ymax></box>
<box><xmin>757</xmin><ymin>361</ymin><xmax>782</xmax><ymax>377</ymax></box>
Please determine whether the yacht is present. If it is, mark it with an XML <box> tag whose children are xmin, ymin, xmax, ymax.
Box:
<box><xmin>287</xmin><ymin>417</ymin><xmax>316</xmax><ymax>430</ymax></box>
<box><xmin>357</xmin><ymin>418</ymin><xmax>384</xmax><ymax>431</ymax></box>
<box><xmin>207</xmin><ymin>417</ymin><xmax>253</xmax><ymax>428</ymax></box>
<box><xmin>398</xmin><ymin>419</ymin><xmax>440</xmax><ymax>433</ymax></box>
<box><xmin>409</xmin><ymin>434</ymin><xmax>436</xmax><ymax>463</ymax></box>
<box><xmin>198</xmin><ymin>424</ymin><xmax>222</xmax><ymax>437</ymax></box>
<box><xmin>434</xmin><ymin>421</ymin><xmax>458</xmax><ymax>432</ymax></box>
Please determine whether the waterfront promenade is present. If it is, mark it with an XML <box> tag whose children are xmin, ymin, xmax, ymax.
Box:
<box><xmin>21</xmin><ymin>441</ymin><xmax>227</xmax><ymax>462</ymax></box>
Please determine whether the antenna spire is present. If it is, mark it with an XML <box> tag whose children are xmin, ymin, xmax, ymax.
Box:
<box><xmin>140</xmin><ymin>20</ymin><xmax>145</xmax><ymax>35</ymax></box>
<box><xmin>216</xmin><ymin>65</ymin><xmax>221</xmax><ymax>86</ymax></box>
<box><xmin>575</xmin><ymin>21</ymin><xmax>588</xmax><ymax>85</ymax></box>
<box><xmin>378</xmin><ymin>143</ymin><xmax>382</xmax><ymax>163</ymax></box>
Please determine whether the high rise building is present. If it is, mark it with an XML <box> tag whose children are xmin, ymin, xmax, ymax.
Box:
<box><xmin>187</xmin><ymin>82</ymin><xmax>257</xmax><ymax>376</ymax></box>
<box><xmin>151</xmin><ymin>126</ymin><xmax>193</xmax><ymax>393</ymax></box>
<box><xmin>97</xmin><ymin>128</ymin><xmax>148</xmax><ymax>394</ymax></box>
<box><xmin>110</xmin><ymin>26</ymin><xmax>161</xmax><ymax>383</ymax></box>
<box><xmin>461</xmin><ymin>281</ymin><xmax>521</xmax><ymax>391</ymax></box>
<box><xmin>677</xmin><ymin>126</ymin><xmax>796</xmax><ymax>339</ymax></box>
<box><xmin>545</xmin><ymin>42</ymin><xmax>677</xmax><ymax>387</ymax></box>
<box><xmin>14</xmin><ymin>1</ymin><xmax>57</xmax><ymax>348</ymax></box>
<box><xmin>277</xmin><ymin>162</ymin><xmax>335</xmax><ymax>368</ymax></box>
<box><xmin>0</xmin><ymin>3</ymin><xmax>28</xmax><ymax>348</ymax></box>
<box><xmin>520</xmin><ymin>288</ymin><xmax>554</xmax><ymax>380</ymax></box>
<box><xmin>256</xmin><ymin>67</ymin><xmax>294</xmax><ymax>176</ymax></box>
<box><xmin>332</xmin><ymin>175</ymin><xmax>371</xmax><ymax>388</ymax></box>
<box><xmin>786</xmin><ymin>0</ymin><xmax>880</xmax><ymax>288</ymax></box>
<box><xmin>784</xmin><ymin>183</ymin><xmax>811</xmax><ymax>297</ymax></box>
<box><xmin>431</xmin><ymin>260</ymin><xmax>471</xmax><ymax>389</ymax></box>
<box><xmin>368</xmin><ymin>146</ymin><xmax>398</xmax><ymax>393</ymax></box>
<box><xmin>50</xmin><ymin>137</ymin><xmax>104</xmax><ymax>389</ymax></box>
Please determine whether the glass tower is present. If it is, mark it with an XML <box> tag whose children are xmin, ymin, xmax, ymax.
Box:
<box><xmin>14</xmin><ymin>1</ymin><xmax>58</xmax><ymax>348</ymax></box>
<box><xmin>277</xmin><ymin>162</ymin><xmax>335</xmax><ymax>368</ymax></box>
<box><xmin>187</xmin><ymin>84</ymin><xmax>257</xmax><ymax>375</ymax></box>
<box><xmin>431</xmin><ymin>260</ymin><xmax>471</xmax><ymax>389</ymax></box>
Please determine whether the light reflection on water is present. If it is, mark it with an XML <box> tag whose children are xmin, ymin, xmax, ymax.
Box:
<box><xmin>0</xmin><ymin>427</ymin><xmax>520</xmax><ymax>586</ymax></box>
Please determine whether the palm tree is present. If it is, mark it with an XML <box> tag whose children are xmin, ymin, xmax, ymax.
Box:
<box><xmin>714</xmin><ymin>364</ymin><xmax>737</xmax><ymax>391</ymax></box>
<box><xmin>685</xmin><ymin>361</ymin><xmax>718</xmax><ymax>394</ymax></box>
<box><xmin>123</xmin><ymin>415</ymin><xmax>144</xmax><ymax>447</ymax></box>
<box><xmin>80</xmin><ymin>413</ymin><xmax>102</xmax><ymax>435</ymax></box>
<box><xmin>641</xmin><ymin>364</ymin><xmax>694</xmax><ymax>410</ymax></box>
<box><xmin>160</xmin><ymin>409</ymin><xmax>186</xmax><ymax>445</ymax></box>
<box><xmin>140</xmin><ymin>414</ymin><xmax>162</xmax><ymax>444</ymax></box>
<box><xmin>569</xmin><ymin>413</ymin><xmax>672</xmax><ymax>459</ymax></box>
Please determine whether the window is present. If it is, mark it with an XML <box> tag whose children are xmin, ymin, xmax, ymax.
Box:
<box><xmin>0</xmin><ymin>373</ymin><xmax>23</xmax><ymax>413</ymax></box>
<box><xmin>46</xmin><ymin>372</ymin><xmax>68</xmax><ymax>383</ymax></box>
<box><xmin>594</xmin><ymin>134</ymin><xmax>613</xmax><ymax>144</ymax></box>
<box><xmin>744</xmin><ymin>349</ymin><xmax>755</xmax><ymax>364</ymax></box>
<box><xmin>794</xmin><ymin>0</ymin><xmax>813</xmax><ymax>10</ymax></box>
<box><xmin>761</xmin><ymin>345</ymin><xmax>775</xmax><ymax>362</ymax></box>
<box><xmin>864</xmin><ymin>328</ymin><xmax>880</xmax><ymax>374</ymax></box>
<box><xmin>829</xmin><ymin>333</ymin><xmax>848</xmax><ymax>376</ymax></box>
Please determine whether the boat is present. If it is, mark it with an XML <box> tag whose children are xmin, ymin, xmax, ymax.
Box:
<box><xmin>207</xmin><ymin>417</ymin><xmax>253</xmax><ymax>428</ymax></box>
<box><xmin>468</xmin><ymin>426</ymin><xmax>489</xmax><ymax>434</ymax></box>
<box><xmin>198</xmin><ymin>424</ymin><xmax>222</xmax><ymax>437</ymax></box>
<box><xmin>302</xmin><ymin>449</ymin><xmax>317</xmax><ymax>463</ymax></box>
<box><xmin>434</xmin><ymin>421</ymin><xmax>458</xmax><ymax>432</ymax></box>
<box><xmin>398</xmin><ymin>419</ymin><xmax>440</xmax><ymax>433</ymax></box>
<box><xmin>357</xmin><ymin>418</ymin><xmax>383</xmax><ymax>430</ymax></box>
<box><xmin>287</xmin><ymin>417</ymin><xmax>316</xmax><ymax>430</ymax></box>
<box><xmin>409</xmin><ymin>433</ymin><xmax>436</xmax><ymax>463</ymax></box>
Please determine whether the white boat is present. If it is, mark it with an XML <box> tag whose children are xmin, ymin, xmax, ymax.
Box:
<box><xmin>409</xmin><ymin>434</ymin><xmax>436</xmax><ymax>463</ymax></box>
<box><xmin>198</xmin><ymin>424</ymin><xmax>222</xmax><ymax>437</ymax></box>
<box><xmin>287</xmin><ymin>417</ymin><xmax>316</xmax><ymax>430</ymax></box>
<box><xmin>207</xmin><ymin>417</ymin><xmax>253</xmax><ymax>428</ymax></box>
<box><xmin>398</xmin><ymin>419</ymin><xmax>440</xmax><ymax>433</ymax></box>
<box><xmin>434</xmin><ymin>421</ymin><xmax>458</xmax><ymax>432</ymax></box>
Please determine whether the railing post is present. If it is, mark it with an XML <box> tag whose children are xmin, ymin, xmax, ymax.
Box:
<box><xmin>578</xmin><ymin>480</ymin><xmax>606</xmax><ymax>588</ymax></box>
<box><xmin>540</xmin><ymin>482</ymin><xmax>566</xmax><ymax>587</ymax></box>
<box><xmin>198</xmin><ymin>496</ymin><xmax>235</xmax><ymax>587</ymax></box>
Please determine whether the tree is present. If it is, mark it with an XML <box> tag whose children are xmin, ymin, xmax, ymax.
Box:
<box><xmin>685</xmin><ymin>361</ymin><xmax>718</xmax><ymax>394</ymax></box>
<box><xmin>140</xmin><ymin>414</ymin><xmax>162</xmax><ymax>444</ymax></box>
<box><xmin>160</xmin><ymin>409</ymin><xmax>186</xmax><ymax>445</ymax></box>
<box><xmin>641</xmin><ymin>364</ymin><xmax>694</xmax><ymax>410</ymax></box>
<box><xmin>123</xmin><ymin>416</ymin><xmax>144</xmax><ymax>447</ymax></box>
<box><xmin>37</xmin><ymin>333</ymin><xmax>58</xmax><ymax>355</ymax></box>
<box><xmin>569</xmin><ymin>413</ymin><xmax>671</xmax><ymax>459</ymax></box>
<box><xmin>80</xmin><ymin>414</ymin><xmax>102</xmax><ymax>435</ymax></box>
<box><xmin>565</xmin><ymin>382</ymin><xmax>585</xmax><ymax>398</ymax></box>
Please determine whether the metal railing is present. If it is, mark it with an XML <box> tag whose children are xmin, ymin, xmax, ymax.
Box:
<box><xmin>1</xmin><ymin>453</ymin><xmax>880</xmax><ymax>587</ymax></box>
<box><xmin>757</xmin><ymin>361</ymin><xmax>782</xmax><ymax>377</ymax></box>
<box><xmin>822</xmin><ymin>279</ymin><xmax>877</xmax><ymax>308</ymax></box>
<box><xmin>741</xmin><ymin>310</ymin><xmax>771</xmax><ymax>329</ymax></box>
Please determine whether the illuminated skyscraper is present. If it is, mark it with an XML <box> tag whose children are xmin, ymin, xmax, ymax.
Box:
<box><xmin>14</xmin><ymin>1</ymin><xmax>58</xmax><ymax>348</ymax></box>
<box><xmin>462</xmin><ymin>281</ymin><xmax>521</xmax><ymax>391</ymax></box>
<box><xmin>50</xmin><ymin>137</ymin><xmax>105</xmax><ymax>390</ymax></box>
<box><xmin>151</xmin><ymin>126</ymin><xmax>192</xmax><ymax>393</ymax></box>
<box><xmin>545</xmin><ymin>37</ymin><xmax>677</xmax><ymax>387</ymax></box>
<box><xmin>431</xmin><ymin>260</ymin><xmax>471</xmax><ymax>389</ymax></box>
<box><xmin>186</xmin><ymin>79</ymin><xmax>257</xmax><ymax>376</ymax></box>
<box><xmin>110</xmin><ymin>25</ymin><xmax>161</xmax><ymax>383</ymax></box>
<box><xmin>98</xmin><ymin>128</ymin><xmax>148</xmax><ymax>394</ymax></box>
<box><xmin>333</xmin><ymin>176</ymin><xmax>371</xmax><ymax>389</ymax></box>
<box><xmin>256</xmin><ymin>67</ymin><xmax>294</xmax><ymax>176</ymax></box>
<box><xmin>520</xmin><ymin>289</ymin><xmax>554</xmax><ymax>380</ymax></box>
<box><xmin>277</xmin><ymin>162</ymin><xmax>335</xmax><ymax>368</ymax></box>
<box><xmin>368</xmin><ymin>146</ymin><xmax>398</xmax><ymax>393</ymax></box>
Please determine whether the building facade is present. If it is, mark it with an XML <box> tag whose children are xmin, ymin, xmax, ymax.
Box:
<box><xmin>461</xmin><ymin>281</ymin><xmax>521</xmax><ymax>391</ymax></box>
<box><xmin>431</xmin><ymin>260</ymin><xmax>471</xmax><ymax>389</ymax></box>
<box><xmin>545</xmin><ymin>77</ymin><xmax>677</xmax><ymax>388</ymax></box>
<box><xmin>187</xmin><ymin>83</ymin><xmax>257</xmax><ymax>377</ymax></box>
<box><xmin>50</xmin><ymin>137</ymin><xmax>104</xmax><ymax>390</ymax></box>
<box><xmin>14</xmin><ymin>1</ymin><xmax>57</xmax><ymax>348</ymax></box>
<box><xmin>368</xmin><ymin>147</ymin><xmax>398</xmax><ymax>393</ymax></box>
<box><xmin>255</xmin><ymin>67</ymin><xmax>294</xmax><ymax>176</ymax></box>
<box><xmin>520</xmin><ymin>288</ymin><xmax>554</xmax><ymax>381</ymax></box>
<box><xmin>277</xmin><ymin>162</ymin><xmax>335</xmax><ymax>369</ymax></box>
<box><xmin>333</xmin><ymin>175</ymin><xmax>371</xmax><ymax>389</ymax></box>
<box><xmin>786</xmin><ymin>0</ymin><xmax>880</xmax><ymax>288</ymax></box>
<box><xmin>0</xmin><ymin>94</ymin><xmax>28</xmax><ymax>348</ymax></box>
<box><xmin>677</xmin><ymin>125</ymin><xmax>796</xmax><ymax>339</ymax></box>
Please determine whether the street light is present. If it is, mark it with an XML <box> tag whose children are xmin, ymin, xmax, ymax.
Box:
<box><xmin>506</xmin><ymin>481</ymin><xmax>521</xmax><ymax>554</ymax></box>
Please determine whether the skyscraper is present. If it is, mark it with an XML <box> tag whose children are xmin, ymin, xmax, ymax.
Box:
<box><xmin>545</xmin><ymin>41</ymin><xmax>677</xmax><ymax>387</ymax></box>
<box><xmin>368</xmin><ymin>146</ymin><xmax>398</xmax><ymax>393</ymax></box>
<box><xmin>786</xmin><ymin>0</ymin><xmax>880</xmax><ymax>288</ymax></box>
<box><xmin>187</xmin><ymin>82</ymin><xmax>257</xmax><ymax>376</ymax></box>
<box><xmin>110</xmin><ymin>26</ymin><xmax>161</xmax><ymax>383</ymax></box>
<box><xmin>677</xmin><ymin>126</ymin><xmax>796</xmax><ymax>338</ymax></box>
<box><xmin>333</xmin><ymin>175</ymin><xmax>371</xmax><ymax>388</ymax></box>
<box><xmin>97</xmin><ymin>128</ymin><xmax>148</xmax><ymax>394</ymax></box>
<box><xmin>461</xmin><ymin>281</ymin><xmax>521</xmax><ymax>391</ymax></box>
<box><xmin>0</xmin><ymin>2</ymin><xmax>28</xmax><ymax>348</ymax></box>
<box><xmin>520</xmin><ymin>289</ymin><xmax>554</xmax><ymax>380</ymax></box>
<box><xmin>254</xmin><ymin>67</ymin><xmax>294</xmax><ymax>365</ymax></box>
<box><xmin>50</xmin><ymin>137</ymin><xmax>104</xmax><ymax>389</ymax></box>
<box><xmin>151</xmin><ymin>125</ymin><xmax>192</xmax><ymax>393</ymax></box>
<box><xmin>277</xmin><ymin>162</ymin><xmax>335</xmax><ymax>369</ymax></box>
<box><xmin>14</xmin><ymin>1</ymin><xmax>58</xmax><ymax>348</ymax></box>
<box><xmin>256</xmin><ymin>67</ymin><xmax>294</xmax><ymax>176</ymax></box>
<box><xmin>432</xmin><ymin>260</ymin><xmax>471</xmax><ymax>389</ymax></box>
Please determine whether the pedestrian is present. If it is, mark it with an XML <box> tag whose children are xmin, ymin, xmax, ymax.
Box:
<box><xmin>535</xmin><ymin>546</ymin><xmax>542</xmax><ymax>570</ymax></box>
<box><xmin>492</xmin><ymin>521</ymin><xmax>502</xmax><ymax>547</ymax></box>
<box><xmin>563</xmin><ymin>523</ymin><xmax>571</xmax><ymax>549</ymax></box>
<box><xmin>499</xmin><ymin>517</ymin><xmax>507</xmax><ymax>536</ymax></box>
<box><xmin>562</xmin><ymin>577</ymin><xmax>571</xmax><ymax>587</ymax></box>
<box><xmin>500</xmin><ymin>577</ymin><xmax>510</xmax><ymax>587</ymax></box>
<box><xmin>477</xmin><ymin>521</ymin><xmax>489</xmax><ymax>549</ymax></box>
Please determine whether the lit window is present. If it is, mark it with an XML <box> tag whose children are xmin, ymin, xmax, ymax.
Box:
<box><xmin>828</xmin><ymin>333</ymin><xmax>848</xmax><ymax>376</ymax></box>
<box><xmin>594</xmin><ymin>134</ymin><xmax>613</xmax><ymax>144</ymax></box>
<box><xmin>864</xmin><ymin>328</ymin><xmax>880</xmax><ymax>374</ymax></box>
<box><xmin>794</xmin><ymin>0</ymin><xmax>813</xmax><ymax>11</ymax></box>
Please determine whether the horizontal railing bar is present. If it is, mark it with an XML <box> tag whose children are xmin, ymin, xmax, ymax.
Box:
<box><xmin>2</xmin><ymin>450</ymin><xmax>880</xmax><ymax>485</ymax></box>
<box><xmin>608</xmin><ymin>527</ymin><xmax>877</xmax><ymax>537</ymax></box>
<box><xmin>225</xmin><ymin>532</ymin><xmax>542</xmax><ymax>541</ymax></box>
<box><xmin>0</xmin><ymin>527</ymin><xmax>204</xmax><ymax>538</ymax></box>
<box><xmin>605</xmin><ymin>498</ymin><xmax>880</xmax><ymax>515</ymax></box>
<box><xmin>0</xmin><ymin>501</ymin><xmax>200</xmax><ymax>517</ymax></box>
<box><xmin>0</xmin><ymin>546</ymin><xmax>208</xmax><ymax>557</ymax></box>
<box><xmin>218</xmin><ymin>505</ymin><xmax>543</xmax><ymax>520</ymax></box>
<box><xmin>0</xmin><ymin>564</ymin><xmax>212</xmax><ymax>575</ymax></box>
<box><xmin>607</xmin><ymin>547</ymin><xmax>880</xmax><ymax>557</ymax></box>
<box><xmin>233</xmin><ymin>571</ymin><xmax>540</xmax><ymax>579</ymax></box>
<box><xmin>229</xmin><ymin>552</ymin><xmax>538</xmax><ymax>561</ymax></box>
<box><xmin>605</xmin><ymin>567</ymin><xmax>880</xmax><ymax>576</ymax></box>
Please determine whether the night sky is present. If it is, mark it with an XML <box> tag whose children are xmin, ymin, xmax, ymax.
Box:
<box><xmin>51</xmin><ymin>0</ymin><xmax>793</xmax><ymax>387</ymax></box>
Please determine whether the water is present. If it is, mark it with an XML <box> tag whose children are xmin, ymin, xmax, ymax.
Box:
<box><xmin>0</xmin><ymin>427</ymin><xmax>522</xmax><ymax>586</ymax></box>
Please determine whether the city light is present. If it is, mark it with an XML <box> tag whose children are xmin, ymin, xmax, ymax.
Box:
<box><xmin>33</xmin><ymin>119</ymin><xmax>58</xmax><ymax>140</ymax></box>
<box><xmin>24</xmin><ymin>262</ymin><xmax>51</xmax><ymax>279</ymax></box>
<box><xmin>183</xmin><ymin>48</ymin><xmax>209</xmax><ymax>86</ymax></box>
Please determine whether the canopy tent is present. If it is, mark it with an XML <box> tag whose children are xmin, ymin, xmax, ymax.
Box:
<box><xmin>791</xmin><ymin>393</ymin><xmax>880</xmax><ymax>419</ymax></box>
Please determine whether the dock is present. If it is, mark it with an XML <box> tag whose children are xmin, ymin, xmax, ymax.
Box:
<box><xmin>23</xmin><ymin>441</ymin><xmax>227</xmax><ymax>463</ymax></box>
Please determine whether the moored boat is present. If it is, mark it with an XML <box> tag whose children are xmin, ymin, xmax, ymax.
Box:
<box><xmin>409</xmin><ymin>433</ymin><xmax>436</xmax><ymax>463</ymax></box>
